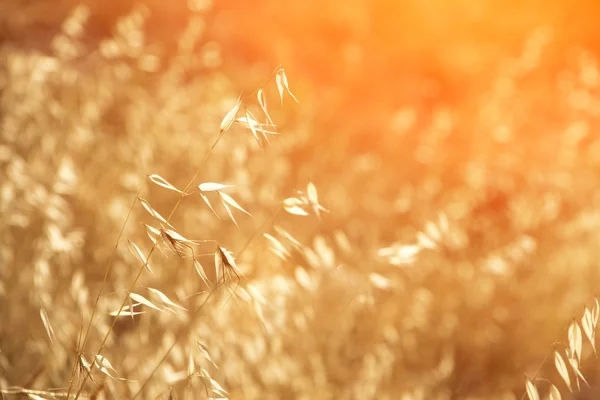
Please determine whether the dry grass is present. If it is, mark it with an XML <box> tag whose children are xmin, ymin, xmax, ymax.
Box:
<box><xmin>3</xmin><ymin>2</ymin><xmax>600</xmax><ymax>400</ymax></box>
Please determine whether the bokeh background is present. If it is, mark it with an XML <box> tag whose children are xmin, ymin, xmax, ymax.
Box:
<box><xmin>3</xmin><ymin>0</ymin><xmax>600</xmax><ymax>399</ymax></box>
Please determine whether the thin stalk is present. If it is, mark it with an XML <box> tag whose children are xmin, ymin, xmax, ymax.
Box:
<box><xmin>73</xmin><ymin>134</ymin><xmax>222</xmax><ymax>399</ymax></box>
<box><xmin>132</xmin><ymin>202</ymin><xmax>284</xmax><ymax>398</ymax></box>
<box><xmin>66</xmin><ymin>191</ymin><xmax>139</xmax><ymax>398</ymax></box>
<box><xmin>73</xmin><ymin>66</ymin><xmax>284</xmax><ymax>399</ymax></box>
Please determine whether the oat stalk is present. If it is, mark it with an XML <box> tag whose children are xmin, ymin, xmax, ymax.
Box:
<box><xmin>72</xmin><ymin>133</ymin><xmax>224</xmax><ymax>399</ymax></box>
<box><xmin>132</xmin><ymin>201</ymin><xmax>284</xmax><ymax>398</ymax></box>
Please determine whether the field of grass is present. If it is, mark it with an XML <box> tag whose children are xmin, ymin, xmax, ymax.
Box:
<box><xmin>3</xmin><ymin>1</ymin><xmax>600</xmax><ymax>399</ymax></box>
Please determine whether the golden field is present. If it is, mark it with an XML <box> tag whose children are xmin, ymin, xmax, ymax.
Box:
<box><xmin>2</xmin><ymin>1</ymin><xmax>600</xmax><ymax>399</ymax></box>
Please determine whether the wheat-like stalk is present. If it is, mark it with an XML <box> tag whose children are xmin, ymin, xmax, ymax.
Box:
<box><xmin>68</xmin><ymin>62</ymin><xmax>305</xmax><ymax>398</ymax></box>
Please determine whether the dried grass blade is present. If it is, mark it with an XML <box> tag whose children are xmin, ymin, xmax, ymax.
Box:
<box><xmin>108</xmin><ymin>308</ymin><xmax>145</xmax><ymax>317</ymax></box>
<box><xmin>94</xmin><ymin>355</ymin><xmax>131</xmax><ymax>381</ymax></box>
<box><xmin>568</xmin><ymin>320</ymin><xmax>583</xmax><ymax>363</ymax></box>
<box><xmin>549</xmin><ymin>384</ymin><xmax>562</xmax><ymax>400</ymax></box>
<box><xmin>240</xmin><ymin>111</ymin><xmax>261</xmax><ymax>146</ymax></box>
<box><xmin>220</xmin><ymin>94</ymin><xmax>243</xmax><ymax>134</ymax></box>
<box><xmin>79</xmin><ymin>354</ymin><xmax>91</xmax><ymax>375</ymax></box>
<box><xmin>108</xmin><ymin>302</ymin><xmax>142</xmax><ymax>315</ymax></box>
<box><xmin>582</xmin><ymin>307</ymin><xmax>597</xmax><ymax>355</ymax></box>
<box><xmin>251</xmin><ymin>109</ymin><xmax>274</xmax><ymax>136</ymax></box>
<box><xmin>284</xmin><ymin>205</ymin><xmax>309</xmax><ymax>216</ymax></box>
<box><xmin>144</xmin><ymin>223</ymin><xmax>161</xmax><ymax>245</ymax></box>
<box><xmin>209</xmin><ymin>378</ymin><xmax>228</xmax><ymax>397</ymax></box>
<box><xmin>147</xmin><ymin>287</ymin><xmax>187</xmax><ymax>313</ymax></box>
<box><xmin>273</xmin><ymin>225</ymin><xmax>303</xmax><ymax>249</ymax></box>
<box><xmin>128</xmin><ymin>239</ymin><xmax>154</xmax><ymax>275</ymax></box>
<box><xmin>554</xmin><ymin>351</ymin><xmax>572</xmax><ymax>392</ymax></box>
<box><xmin>306</xmin><ymin>182</ymin><xmax>321</xmax><ymax>218</ymax></box>
<box><xmin>218</xmin><ymin>246</ymin><xmax>239</xmax><ymax>273</ymax></box>
<box><xmin>94</xmin><ymin>355</ymin><xmax>118</xmax><ymax>377</ymax></box>
<box><xmin>128</xmin><ymin>295</ymin><xmax>135</xmax><ymax>320</ymax></box>
<box><xmin>197</xmin><ymin>341</ymin><xmax>218</xmax><ymax>369</ymax></box>
<box><xmin>199</xmin><ymin>182</ymin><xmax>234</xmax><ymax>192</ymax></box>
<box><xmin>129</xmin><ymin>293</ymin><xmax>164</xmax><ymax>313</ymax></box>
<box><xmin>139</xmin><ymin>198</ymin><xmax>173</xmax><ymax>228</ymax></box>
<box><xmin>593</xmin><ymin>297</ymin><xmax>600</xmax><ymax>329</ymax></box>
<box><xmin>283</xmin><ymin>197</ymin><xmax>309</xmax><ymax>216</ymax></box>
<box><xmin>221</xmin><ymin>200</ymin><xmax>238</xmax><ymax>227</ymax></box>
<box><xmin>199</xmin><ymin>192</ymin><xmax>220</xmax><ymax>218</ymax></box>
<box><xmin>307</xmin><ymin>182</ymin><xmax>318</xmax><ymax>205</ymax></box>
<box><xmin>275</xmin><ymin>69</ymin><xmax>285</xmax><ymax>104</ymax></box>
<box><xmin>264</xmin><ymin>233</ymin><xmax>290</xmax><ymax>259</ymax></box>
<box><xmin>194</xmin><ymin>259</ymin><xmax>212</xmax><ymax>289</ymax></box>
<box><xmin>257</xmin><ymin>87</ymin><xmax>274</xmax><ymax>125</ymax></box>
<box><xmin>525</xmin><ymin>378</ymin><xmax>540</xmax><ymax>400</ymax></box>
<box><xmin>566</xmin><ymin>349</ymin><xmax>589</xmax><ymax>389</ymax></box>
<box><xmin>218</xmin><ymin>191</ymin><xmax>252</xmax><ymax>217</ymax></box>
<box><xmin>214</xmin><ymin>248</ymin><xmax>224</xmax><ymax>283</ymax></box>
<box><xmin>40</xmin><ymin>307</ymin><xmax>55</xmax><ymax>345</ymax></box>
<box><xmin>276</xmin><ymin>68</ymin><xmax>299</xmax><ymax>104</ymax></box>
<box><xmin>147</xmin><ymin>174</ymin><xmax>183</xmax><ymax>194</ymax></box>
<box><xmin>161</xmin><ymin>228</ymin><xmax>197</xmax><ymax>246</ymax></box>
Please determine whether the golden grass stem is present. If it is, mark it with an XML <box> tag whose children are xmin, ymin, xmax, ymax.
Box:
<box><xmin>131</xmin><ymin>206</ymin><xmax>282</xmax><ymax>398</ymax></box>
<box><xmin>72</xmin><ymin>134</ymin><xmax>223</xmax><ymax>400</ymax></box>
<box><xmin>2</xmin><ymin>387</ymin><xmax>88</xmax><ymax>399</ymax></box>
<box><xmin>131</xmin><ymin>290</ymin><xmax>214</xmax><ymax>398</ymax></box>
<box><xmin>65</xmin><ymin>190</ymin><xmax>139</xmax><ymax>399</ymax></box>
<box><xmin>131</xmin><ymin>200</ymin><xmax>285</xmax><ymax>398</ymax></box>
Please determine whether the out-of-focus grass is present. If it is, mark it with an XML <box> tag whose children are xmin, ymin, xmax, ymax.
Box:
<box><xmin>2</xmin><ymin>1</ymin><xmax>600</xmax><ymax>399</ymax></box>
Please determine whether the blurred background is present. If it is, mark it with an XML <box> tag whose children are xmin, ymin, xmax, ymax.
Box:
<box><xmin>2</xmin><ymin>0</ymin><xmax>600</xmax><ymax>399</ymax></box>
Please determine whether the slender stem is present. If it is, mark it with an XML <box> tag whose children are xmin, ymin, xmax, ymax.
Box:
<box><xmin>74</xmin><ymin>67</ymin><xmax>284</xmax><ymax>398</ymax></box>
<box><xmin>2</xmin><ymin>387</ymin><xmax>87</xmax><ymax>399</ymax></box>
<box><xmin>132</xmin><ymin>201</ymin><xmax>284</xmax><ymax>399</ymax></box>
<box><xmin>238</xmin><ymin>205</ymin><xmax>283</xmax><ymax>256</ymax></box>
<box><xmin>131</xmin><ymin>290</ymin><xmax>214</xmax><ymax>399</ymax></box>
<box><xmin>73</xmin><ymin>134</ymin><xmax>222</xmax><ymax>399</ymax></box>
<box><xmin>66</xmin><ymin>191</ymin><xmax>139</xmax><ymax>399</ymax></box>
